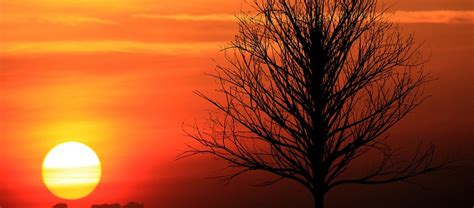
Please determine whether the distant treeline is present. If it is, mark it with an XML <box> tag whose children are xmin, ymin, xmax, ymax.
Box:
<box><xmin>92</xmin><ymin>202</ymin><xmax>144</xmax><ymax>208</ymax></box>
<box><xmin>52</xmin><ymin>202</ymin><xmax>144</xmax><ymax>208</ymax></box>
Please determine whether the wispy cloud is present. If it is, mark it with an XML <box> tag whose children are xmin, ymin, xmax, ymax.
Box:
<box><xmin>1</xmin><ymin>13</ymin><xmax>116</xmax><ymax>25</ymax></box>
<box><xmin>389</xmin><ymin>10</ymin><xmax>474</xmax><ymax>24</ymax></box>
<box><xmin>38</xmin><ymin>15</ymin><xmax>116</xmax><ymax>25</ymax></box>
<box><xmin>131</xmin><ymin>13</ymin><xmax>237</xmax><ymax>22</ymax></box>
<box><xmin>132</xmin><ymin>10</ymin><xmax>474</xmax><ymax>24</ymax></box>
<box><xmin>0</xmin><ymin>41</ymin><xmax>223</xmax><ymax>55</ymax></box>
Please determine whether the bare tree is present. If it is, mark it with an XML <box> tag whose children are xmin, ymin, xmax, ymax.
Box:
<box><xmin>183</xmin><ymin>0</ymin><xmax>448</xmax><ymax>207</ymax></box>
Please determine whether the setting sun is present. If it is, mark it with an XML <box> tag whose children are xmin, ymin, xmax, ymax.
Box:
<box><xmin>42</xmin><ymin>142</ymin><xmax>102</xmax><ymax>200</ymax></box>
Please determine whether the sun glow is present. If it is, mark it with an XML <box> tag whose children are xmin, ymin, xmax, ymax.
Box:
<box><xmin>42</xmin><ymin>142</ymin><xmax>102</xmax><ymax>200</ymax></box>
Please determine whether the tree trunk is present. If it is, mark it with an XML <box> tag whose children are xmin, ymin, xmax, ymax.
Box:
<box><xmin>313</xmin><ymin>191</ymin><xmax>325</xmax><ymax>208</ymax></box>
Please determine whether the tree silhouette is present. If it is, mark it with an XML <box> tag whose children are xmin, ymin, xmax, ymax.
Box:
<box><xmin>183</xmin><ymin>0</ymin><xmax>449</xmax><ymax>207</ymax></box>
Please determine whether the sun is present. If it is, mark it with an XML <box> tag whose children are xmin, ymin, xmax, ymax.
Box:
<box><xmin>42</xmin><ymin>142</ymin><xmax>102</xmax><ymax>200</ymax></box>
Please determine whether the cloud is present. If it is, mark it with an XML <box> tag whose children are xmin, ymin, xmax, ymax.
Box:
<box><xmin>132</xmin><ymin>10</ymin><xmax>474</xmax><ymax>24</ymax></box>
<box><xmin>0</xmin><ymin>41</ymin><xmax>223</xmax><ymax>55</ymax></box>
<box><xmin>389</xmin><ymin>10</ymin><xmax>474</xmax><ymax>24</ymax></box>
<box><xmin>131</xmin><ymin>13</ymin><xmax>237</xmax><ymax>22</ymax></box>
<box><xmin>38</xmin><ymin>15</ymin><xmax>116</xmax><ymax>25</ymax></box>
<box><xmin>1</xmin><ymin>13</ymin><xmax>116</xmax><ymax>25</ymax></box>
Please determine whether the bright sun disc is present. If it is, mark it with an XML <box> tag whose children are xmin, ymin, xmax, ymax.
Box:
<box><xmin>42</xmin><ymin>142</ymin><xmax>101</xmax><ymax>200</ymax></box>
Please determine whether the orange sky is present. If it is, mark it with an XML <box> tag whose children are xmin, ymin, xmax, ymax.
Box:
<box><xmin>1</xmin><ymin>0</ymin><xmax>473</xmax><ymax>207</ymax></box>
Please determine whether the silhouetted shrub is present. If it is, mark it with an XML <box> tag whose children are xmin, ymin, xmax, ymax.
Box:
<box><xmin>89</xmin><ymin>202</ymin><xmax>144</xmax><ymax>208</ymax></box>
<box><xmin>91</xmin><ymin>203</ymin><xmax>121</xmax><ymax>208</ymax></box>
<box><xmin>123</xmin><ymin>202</ymin><xmax>144</xmax><ymax>208</ymax></box>
<box><xmin>52</xmin><ymin>203</ymin><xmax>67</xmax><ymax>208</ymax></box>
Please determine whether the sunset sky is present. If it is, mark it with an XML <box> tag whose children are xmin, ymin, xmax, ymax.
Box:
<box><xmin>1</xmin><ymin>0</ymin><xmax>473</xmax><ymax>207</ymax></box>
